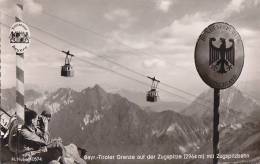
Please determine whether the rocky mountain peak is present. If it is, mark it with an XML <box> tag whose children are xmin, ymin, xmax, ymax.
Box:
<box><xmin>183</xmin><ymin>87</ymin><xmax>260</xmax><ymax>118</ymax></box>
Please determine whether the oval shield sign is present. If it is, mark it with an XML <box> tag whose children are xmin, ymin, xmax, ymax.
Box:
<box><xmin>9</xmin><ymin>22</ymin><xmax>31</xmax><ymax>53</ymax></box>
<box><xmin>195</xmin><ymin>22</ymin><xmax>244</xmax><ymax>89</ymax></box>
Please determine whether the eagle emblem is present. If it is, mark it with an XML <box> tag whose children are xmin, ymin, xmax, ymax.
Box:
<box><xmin>209</xmin><ymin>38</ymin><xmax>235</xmax><ymax>73</ymax></box>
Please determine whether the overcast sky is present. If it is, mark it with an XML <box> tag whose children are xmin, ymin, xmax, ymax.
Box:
<box><xmin>0</xmin><ymin>0</ymin><xmax>260</xmax><ymax>102</ymax></box>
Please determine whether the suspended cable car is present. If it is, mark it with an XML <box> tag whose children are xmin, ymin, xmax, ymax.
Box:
<box><xmin>146</xmin><ymin>76</ymin><xmax>160</xmax><ymax>102</ymax></box>
<box><xmin>61</xmin><ymin>50</ymin><xmax>74</xmax><ymax>77</ymax></box>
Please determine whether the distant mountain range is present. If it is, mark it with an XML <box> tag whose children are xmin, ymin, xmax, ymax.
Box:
<box><xmin>44</xmin><ymin>85</ymin><xmax>209</xmax><ymax>164</ymax></box>
<box><xmin>1</xmin><ymin>85</ymin><xmax>259</xmax><ymax>164</ymax></box>
<box><xmin>182</xmin><ymin>87</ymin><xmax>260</xmax><ymax>118</ymax></box>
<box><xmin>182</xmin><ymin>87</ymin><xmax>260</xmax><ymax>164</ymax></box>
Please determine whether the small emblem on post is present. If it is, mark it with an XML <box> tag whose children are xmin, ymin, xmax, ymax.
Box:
<box><xmin>9</xmin><ymin>22</ymin><xmax>31</xmax><ymax>53</ymax></box>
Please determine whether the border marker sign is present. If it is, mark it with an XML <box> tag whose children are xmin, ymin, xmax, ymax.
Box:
<box><xmin>195</xmin><ymin>22</ymin><xmax>244</xmax><ymax>164</ymax></box>
<box><xmin>9</xmin><ymin>22</ymin><xmax>30</xmax><ymax>53</ymax></box>
<box><xmin>195</xmin><ymin>22</ymin><xmax>244</xmax><ymax>89</ymax></box>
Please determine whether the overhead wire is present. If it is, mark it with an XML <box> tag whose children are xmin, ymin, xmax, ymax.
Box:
<box><xmin>40</xmin><ymin>10</ymin><xmax>214</xmax><ymax>105</ymax></box>
<box><xmin>0</xmin><ymin>8</ymin><xmax>259</xmax><ymax>158</ymax></box>
<box><xmin>41</xmin><ymin>11</ymin><xmax>260</xmax><ymax>111</ymax></box>
<box><xmin>1</xmin><ymin>10</ymin><xmax>259</xmax><ymax>157</ymax></box>
<box><xmin>2</xmin><ymin>12</ymin><xmax>258</xmax><ymax>115</ymax></box>
<box><xmin>3</xmin><ymin>12</ymin><xmax>147</xmax><ymax>82</ymax></box>
<box><xmin>1</xmin><ymin>11</ymin><xmax>201</xmax><ymax>97</ymax></box>
<box><xmin>6</xmin><ymin>12</ymin><xmax>148</xmax><ymax>78</ymax></box>
<box><xmin>4</xmin><ymin>21</ymin><xmax>150</xmax><ymax>88</ymax></box>
<box><xmin>0</xmin><ymin>19</ymin><xmax>213</xmax><ymax>111</ymax></box>
<box><xmin>1</xmin><ymin>15</ymin><xmax>259</xmax><ymax>123</ymax></box>
<box><xmin>2</xmin><ymin>12</ymin><xmax>251</xmax><ymax>113</ymax></box>
<box><xmin>42</xmin><ymin>10</ymin><xmax>153</xmax><ymax>58</ymax></box>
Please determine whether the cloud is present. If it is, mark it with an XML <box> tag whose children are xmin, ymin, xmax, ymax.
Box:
<box><xmin>239</xmin><ymin>28</ymin><xmax>259</xmax><ymax>39</ymax></box>
<box><xmin>0</xmin><ymin>0</ymin><xmax>43</xmax><ymax>16</ymax></box>
<box><xmin>237</xmin><ymin>27</ymin><xmax>260</xmax><ymax>54</ymax></box>
<box><xmin>143</xmin><ymin>58</ymin><xmax>166</xmax><ymax>68</ymax></box>
<box><xmin>253</xmin><ymin>0</ymin><xmax>260</xmax><ymax>5</ymax></box>
<box><xmin>24</xmin><ymin>0</ymin><xmax>43</xmax><ymax>14</ymax></box>
<box><xmin>104</xmin><ymin>9</ymin><xmax>136</xmax><ymax>29</ymax></box>
<box><xmin>226</xmin><ymin>0</ymin><xmax>246</xmax><ymax>13</ymax></box>
<box><xmin>104</xmin><ymin>9</ymin><xmax>129</xmax><ymax>21</ymax></box>
<box><xmin>103</xmin><ymin>12</ymin><xmax>211</xmax><ymax>58</ymax></box>
<box><xmin>155</xmin><ymin>12</ymin><xmax>212</xmax><ymax>50</ymax></box>
<box><xmin>101</xmin><ymin>12</ymin><xmax>213</xmax><ymax>69</ymax></box>
<box><xmin>156</xmin><ymin>0</ymin><xmax>174</xmax><ymax>12</ymax></box>
<box><xmin>107</xmin><ymin>31</ymin><xmax>153</xmax><ymax>50</ymax></box>
<box><xmin>215</xmin><ymin>0</ymin><xmax>260</xmax><ymax>20</ymax></box>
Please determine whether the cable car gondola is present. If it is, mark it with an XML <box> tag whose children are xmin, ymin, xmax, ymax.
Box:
<box><xmin>61</xmin><ymin>50</ymin><xmax>74</xmax><ymax>77</ymax></box>
<box><xmin>146</xmin><ymin>76</ymin><xmax>160</xmax><ymax>102</ymax></box>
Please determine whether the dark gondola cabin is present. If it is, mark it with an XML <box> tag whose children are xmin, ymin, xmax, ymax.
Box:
<box><xmin>61</xmin><ymin>64</ymin><xmax>74</xmax><ymax>77</ymax></box>
<box><xmin>61</xmin><ymin>50</ymin><xmax>74</xmax><ymax>77</ymax></box>
<box><xmin>146</xmin><ymin>76</ymin><xmax>160</xmax><ymax>102</ymax></box>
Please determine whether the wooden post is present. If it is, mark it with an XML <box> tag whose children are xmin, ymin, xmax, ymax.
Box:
<box><xmin>16</xmin><ymin>0</ymin><xmax>25</xmax><ymax>125</ymax></box>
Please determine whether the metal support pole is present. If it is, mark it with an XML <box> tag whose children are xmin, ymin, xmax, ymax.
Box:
<box><xmin>0</xmin><ymin>11</ymin><xmax>2</xmax><ymax>114</ymax></box>
<box><xmin>0</xmin><ymin>11</ymin><xmax>1</xmax><ymax>110</ymax></box>
<box><xmin>0</xmin><ymin>11</ymin><xmax>2</xmax><ymax>161</ymax></box>
<box><xmin>213</xmin><ymin>88</ymin><xmax>220</xmax><ymax>164</ymax></box>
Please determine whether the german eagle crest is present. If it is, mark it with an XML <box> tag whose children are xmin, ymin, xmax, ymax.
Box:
<box><xmin>209</xmin><ymin>38</ymin><xmax>235</xmax><ymax>73</ymax></box>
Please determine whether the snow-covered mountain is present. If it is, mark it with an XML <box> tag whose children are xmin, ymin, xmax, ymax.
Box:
<box><xmin>27</xmin><ymin>88</ymin><xmax>79</xmax><ymax>114</ymax></box>
<box><xmin>45</xmin><ymin>85</ymin><xmax>208</xmax><ymax>158</ymax></box>
<box><xmin>182</xmin><ymin>87</ymin><xmax>260</xmax><ymax>164</ymax></box>
<box><xmin>1</xmin><ymin>85</ymin><xmax>259</xmax><ymax>164</ymax></box>
<box><xmin>182</xmin><ymin>87</ymin><xmax>260</xmax><ymax>123</ymax></box>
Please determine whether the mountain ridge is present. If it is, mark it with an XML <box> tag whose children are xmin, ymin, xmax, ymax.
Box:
<box><xmin>1</xmin><ymin>85</ymin><xmax>259</xmax><ymax>164</ymax></box>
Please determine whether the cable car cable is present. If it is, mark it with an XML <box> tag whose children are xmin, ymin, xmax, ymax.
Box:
<box><xmin>37</xmin><ymin>10</ymin><xmax>235</xmax><ymax>107</ymax></box>
<box><xmin>41</xmin><ymin>10</ymin><xmax>154</xmax><ymax>58</ymax></box>
<box><xmin>0</xmin><ymin>12</ymin><xmax>225</xmax><ymax>107</ymax></box>
<box><xmin>28</xmin><ymin>17</ymin><xmax>212</xmax><ymax>105</ymax></box>
<box><xmin>0</xmin><ymin>19</ymin><xmax>253</xmax><ymax>113</ymax></box>
<box><xmin>0</xmin><ymin>21</ymin><xmax>150</xmax><ymax>87</ymax></box>
<box><xmin>36</xmin><ymin>44</ymin><xmax>215</xmax><ymax>110</ymax></box>
<box><xmin>1</xmin><ymin>20</ymin><xmax>213</xmax><ymax>110</ymax></box>
<box><xmin>1</xmin><ymin>11</ymin><xmax>255</xmax><ymax>110</ymax></box>
<box><xmin>3</xmin><ymin>20</ymin><xmax>258</xmax><ymax>120</ymax></box>
<box><xmin>23</xmin><ymin>17</ymin><xmax>148</xmax><ymax>78</ymax></box>
<box><xmin>30</xmin><ymin>11</ymin><xmax>215</xmax><ymax>105</ymax></box>
<box><xmin>30</xmin><ymin>30</ymin><xmax>260</xmax><ymax>115</ymax></box>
